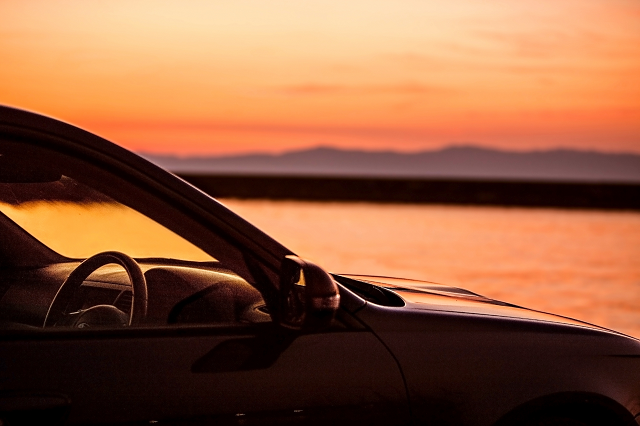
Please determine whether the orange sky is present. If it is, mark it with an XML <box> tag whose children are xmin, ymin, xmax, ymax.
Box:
<box><xmin>1</xmin><ymin>0</ymin><xmax>639</xmax><ymax>155</ymax></box>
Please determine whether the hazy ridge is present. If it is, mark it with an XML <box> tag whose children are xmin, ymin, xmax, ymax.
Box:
<box><xmin>141</xmin><ymin>146</ymin><xmax>640</xmax><ymax>183</ymax></box>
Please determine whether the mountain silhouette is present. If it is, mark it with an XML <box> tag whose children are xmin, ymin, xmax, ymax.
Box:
<box><xmin>141</xmin><ymin>146</ymin><xmax>640</xmax><ymax>183</ymax></box>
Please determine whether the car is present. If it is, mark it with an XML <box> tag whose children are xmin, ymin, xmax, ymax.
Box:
<box><xmin>0</xmin><ymin>105</ymin><xmax>638</xmax><ymax>426</ymax></box>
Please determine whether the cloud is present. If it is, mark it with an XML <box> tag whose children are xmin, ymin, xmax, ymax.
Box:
<box><xmin>472</xmin><ymin>28</ymin><xmax>640</xmax><ymax>61</ymax></box>
<box><xmin>277</xmin><ymin>84</ymin><xmax>344</xmax><ymax>95</ymax></box>
<box><xmin>274</xmin><ymin>82</ymin><xmax>454</xmax><ymax>97</ymax></box>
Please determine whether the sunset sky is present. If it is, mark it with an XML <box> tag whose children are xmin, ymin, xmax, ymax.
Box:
<box><xmin>1</xmin><ymin>0</ymin><xmax>639</xmax><ymax>155</ymax></box>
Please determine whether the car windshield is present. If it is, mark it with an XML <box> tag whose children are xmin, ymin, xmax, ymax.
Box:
<box><xmin>0</xmin><ymin>176</ymin><xmax>213</xmax><ymax>261</ymax></box>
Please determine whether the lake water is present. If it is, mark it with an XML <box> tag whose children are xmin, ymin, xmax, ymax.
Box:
<box><xmin>221</xmin><ymin>199</ymin><xmax>640</xmax><ymax>338</ymax></box>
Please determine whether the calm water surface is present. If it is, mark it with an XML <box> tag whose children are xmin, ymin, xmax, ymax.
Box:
<box><xmin>221</xmin><ymin>199</ymin><xmax>640</xmax><ymax>338</ymax></box>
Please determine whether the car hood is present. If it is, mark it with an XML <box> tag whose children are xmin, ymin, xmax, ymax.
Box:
<box><xmin>340</xmin><ymin>274</ymin><xmax>615</xmax><ymax>332</ymax></box>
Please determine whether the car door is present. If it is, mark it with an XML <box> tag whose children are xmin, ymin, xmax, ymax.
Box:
<box><xmin>2</xmin><ymin>317</ymin><xmax>409</xmax><ymax>425</ymax></box>
<box><xmin>0</xmin><ymin>135</ymin><xmax>410</xmax><ymax>425</ymax></box>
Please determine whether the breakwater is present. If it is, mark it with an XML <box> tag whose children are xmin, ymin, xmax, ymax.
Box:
<box><xmin>178</xmin><ymin>174</ymin><xmax>640</xmax><ymax>210</ymax></box>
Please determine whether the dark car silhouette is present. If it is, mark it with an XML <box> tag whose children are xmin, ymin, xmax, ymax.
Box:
<box><xmin>0</xmin><ymin>106</ymin><xmax>638</xmax><ymax>426</ymax></box>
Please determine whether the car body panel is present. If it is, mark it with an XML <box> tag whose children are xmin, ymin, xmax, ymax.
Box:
<box><xmin>356</xmin><ymin>300</ymin><xmax>640</xmax><ymax>426</ymax></box>
<box><xmin>342</xmin><ymin>274</ymin><xmax>623</xmax><ymax>333</ymax></box>
<box><xmin>2</xmin><ymin>327</ymin><xmax>410</xmax><ymax>425</ymax></box>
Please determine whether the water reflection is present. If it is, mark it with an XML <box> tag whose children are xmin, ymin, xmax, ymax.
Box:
<box><xmin>221</xmin><ymin>199</ymin><xmax>640</xmax><ymax>338</ymax></box>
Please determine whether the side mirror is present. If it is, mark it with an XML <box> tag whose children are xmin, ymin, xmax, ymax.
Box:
<box><xmin>278</xmin><ymin>255</ymin><xmax>340</xmax><ymax>331</ymax></box>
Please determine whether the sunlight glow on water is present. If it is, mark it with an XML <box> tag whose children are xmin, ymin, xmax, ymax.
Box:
<box><xmin>221</xmin><ymin>199</ymin><xmax>640</xmax><ymax>338</ymax></box>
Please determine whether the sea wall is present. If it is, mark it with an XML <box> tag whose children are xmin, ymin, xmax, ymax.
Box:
<box><xmin>178</xmin><ymin>174</ymin><xmax>640</xmax><ymax>210</ymax></box>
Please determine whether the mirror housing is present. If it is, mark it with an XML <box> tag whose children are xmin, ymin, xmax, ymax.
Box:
<box><xmin>278</xmin><ymin>255</ymin><xmax>340</xmax><ymax>331</ymax></box>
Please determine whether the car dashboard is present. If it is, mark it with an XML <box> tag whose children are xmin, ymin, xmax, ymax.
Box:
<box><xmin>0</xmin><ymin>260</ymin><xmax>271</xmax><ymax>330</ymax></box>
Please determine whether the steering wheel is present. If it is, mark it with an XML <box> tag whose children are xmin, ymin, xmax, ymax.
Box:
<box><xmin>44</xmin><ymin>251</ymin><xmax>148</xmax><ymax>328</ymax></box>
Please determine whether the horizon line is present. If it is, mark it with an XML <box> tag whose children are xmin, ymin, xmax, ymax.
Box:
<box><xmin>136</xmin><ymin>144</ymin><xmax>640</xmax><ymax>159</ymax></box>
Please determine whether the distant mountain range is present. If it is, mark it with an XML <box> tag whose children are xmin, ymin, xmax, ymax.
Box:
<box><xmin>140</xmin><ymin>146</ymin><xmax>640</xmax><ymax>183</ymax></box>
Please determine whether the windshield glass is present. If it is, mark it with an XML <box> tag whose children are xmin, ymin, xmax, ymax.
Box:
<box><xmin>0</xmin><ymin>176</ymin><xmax>213</xmax><ymax>261</ymax></box>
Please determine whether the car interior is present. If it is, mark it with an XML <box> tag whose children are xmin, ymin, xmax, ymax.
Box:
<box><xmin>0</xmin><ymin>140</ymin><xmax>275</xmax><ymax>331</ymax></box>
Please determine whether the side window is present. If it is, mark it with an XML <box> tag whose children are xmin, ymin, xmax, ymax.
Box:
<box><xmin>0</xmin><ymin>176</ymin><xmax>213</xmax><ymax>261</ymax></box>
<box><xmin>0</xmin><ymin>142</ymin><xmax>273</xmax><ymax>331</ymax></box>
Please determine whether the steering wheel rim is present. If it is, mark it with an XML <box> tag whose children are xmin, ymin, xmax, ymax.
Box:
<box><xmin>44</xmin><ymin>251</ymin><xmax>147</xmax><ymax>327</ymax></box>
